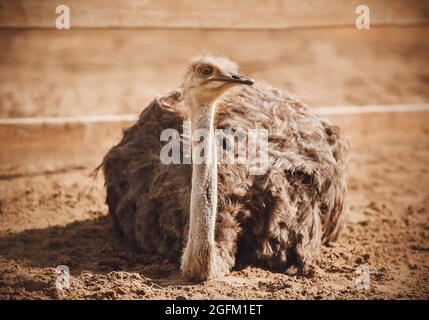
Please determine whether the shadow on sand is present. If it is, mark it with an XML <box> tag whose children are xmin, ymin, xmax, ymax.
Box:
<box><xmin>0</xmin><ymin>216</ymin><xmax>188</xmax><ymax>287</ymax></box>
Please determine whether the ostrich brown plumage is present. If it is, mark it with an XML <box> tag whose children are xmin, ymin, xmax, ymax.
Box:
<box><xmin>100</xmin><ymin>56</ymin><xmax>349</xmax><ymax>280</ymax></box>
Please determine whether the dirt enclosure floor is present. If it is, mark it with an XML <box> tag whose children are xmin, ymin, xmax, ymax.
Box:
<box><xmin>0</xmin><ymin>134</ymin><xmax>428</xmax><ymax>300</ymax></box>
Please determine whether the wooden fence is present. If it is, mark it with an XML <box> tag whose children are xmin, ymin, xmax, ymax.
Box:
<box><xmin>1</xmin><ymin>0</ymin><xmax>428</xmax><ymax>29</ymax></box>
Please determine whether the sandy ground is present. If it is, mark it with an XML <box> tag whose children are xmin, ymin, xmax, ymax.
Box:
<box><xmin>0</xmin><ymin>134</ymin><xmax>428</xmax><ymax>300</ymax></box>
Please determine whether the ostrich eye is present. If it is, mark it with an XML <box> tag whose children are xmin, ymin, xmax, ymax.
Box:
<box><xmin>198</xmin><ymin>64</ymin><xmax>214</xmax><ymax>77</ymax></box>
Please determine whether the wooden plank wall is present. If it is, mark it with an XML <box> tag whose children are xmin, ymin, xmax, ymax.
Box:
<box><xmin>2</xmin><ymin>27</ymin><xmax>429</xmax><ymax>118</ymax></box>
<box><xmin>1</xmin><ymin>0</ymin><xmax>428</xmax><ymax>29</ymax></box>
<box><xmin>0</xmin><ymin>0</ymin><xmax>428</xmax><ymax>167</ymax></box>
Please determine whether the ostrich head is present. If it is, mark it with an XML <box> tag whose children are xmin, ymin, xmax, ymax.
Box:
<box><xmin>182</xmin><ymin>56</ymin><xmax>254</xmax><ymax>107</ymax></box>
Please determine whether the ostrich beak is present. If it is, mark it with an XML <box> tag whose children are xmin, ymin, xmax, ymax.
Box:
<box><xmin>210</xmin><ymin>73</ymin><xmax>254</xmax><ymax>85</ymax></box>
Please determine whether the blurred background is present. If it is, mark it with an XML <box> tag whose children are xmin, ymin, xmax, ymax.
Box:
<box><xmin>1</xmin><ymin>0</ymin><xmax>428</xmax><ymax>118</ymax></box>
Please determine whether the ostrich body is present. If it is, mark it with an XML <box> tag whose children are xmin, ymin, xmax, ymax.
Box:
<box><xmin>101</xmin><ymin>56</ymin><xmax>348</xmax><ymax>280</ymax></box>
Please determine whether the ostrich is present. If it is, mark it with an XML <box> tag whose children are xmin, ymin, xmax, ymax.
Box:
<box><xmin>100</xmin><ymin>56</ymin><xmax>348</xmax><ymax>280</ymax></box>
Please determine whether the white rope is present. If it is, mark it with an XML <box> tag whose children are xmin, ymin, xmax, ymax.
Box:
<box><xmin>0</xmin><ymin>103</ymin><xmax>428</xmax><ymax>126</ymax></box>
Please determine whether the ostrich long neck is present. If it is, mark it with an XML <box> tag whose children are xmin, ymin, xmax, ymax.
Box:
<box><xmin>188</xmin><ymin>96</ymin><xmax>218</xmax><ymax>254</ymax></box>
